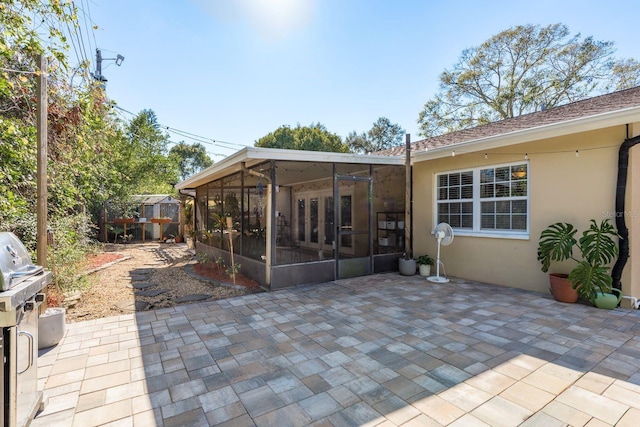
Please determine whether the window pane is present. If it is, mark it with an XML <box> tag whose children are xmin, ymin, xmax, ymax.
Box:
<box><xmin>511</xmin><ymin>164</ymin><xmax>527</xmax><ymax>180</ymax></box>
<box><xmin>495</xmin><ymin>167</ymin><xmax>510</xmax><ymax>181</ymax></box>
<box><xmin>461</xmin><ymin>172</ymin><xmax>473</xmax><ymax>185</ymax></box>
<box><xmin>496</xmin><ymin>183</ymin><xmax>510</xmax><ymax>197</ymax></box>
<box><xmin>439</xmin><ymin>175</ymin><xmax>448</xmax><ymax>187</ymax></box>
<box><xmin>438</xmin><ymin>203</ymin><xmax>449</xmax><ymax>214</ymax></box>
<box><xmin>462</xmin><ymin>202</ymin><xmax>473</xmax><ymax>213</ymax></box>
<box><xmin>496</xmin><ymin>201</ymin><xmax>510</xmax><ymax>213</ymax></box>
<box><xmin>512</xmin><ymin>215</ymin><xmax>527</xmax><ymax>230</ymax></box>
<box><xmin>461</xmin><ymin>214</ymin><xmax>473</xmax><ymax>228</ymax></box>
<box><xmin>449</xmin><ymin>173</ymin><xmax>460</xmax><ymax>186</ymax></box>
<box><xmin>512</xmin><ymin>200</ymin><xmax>527</xmax><ymax>214</ymax></box>
<box><xmin>481</xmin><ymin>215</ymin><xmax>495</xmax><ymax>229</ymax></box>
<box><xmin>496</xmin><ymin>215</ymin><xmax>510</xmax><ymax>229</ymax></box>
<box><xmin>461</xmin><ymin>185</ymin><xmax>473</xmax><ymax>199</ymax></box>
<box><xmin>438</xmin><ymin>214</ymin><xmax>448</xmax><ymax>224</ymax></box>
<box><xmin>512</xmin><ymin>181</ymin><xmax>527</xmax><ymax>196</ymax></box>
<box><xmin>449</xmin><ymin>187</ymin><xmax>460</xmax><ymax>200</ymax></box>
<box><xmin>480</xmin><ymin>169</ymin><xmax>494</xmax><ymax>183</ymax></box>
<box><xmin>438</xmin><ymin>188</ymin><xmax>448</xmax><ymax>200</ymax></box>
<box><xmin>450</xmin><ymin>203</ymin><xmax>460</xmax><ymax>214</ymax></box>
<box><xmin>480</xmin><ymin>184</ymin><xmax>494</xmax><ymax>198</ymax></box>
<box><xmin>481</xmin><ymin>202</ymin><xmax>494</xmax><ymax>214</ymax></box>
<box><xmin>449</xmin><ymin>215</ymin><xmax>460</xmax><ymax>228</ymax></box>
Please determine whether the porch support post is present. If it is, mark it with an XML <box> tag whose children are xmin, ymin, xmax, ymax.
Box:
<box><xmin>266</xmin><ymin>161</ymin><xmax>276</xmax><ymax>288</ymax></box>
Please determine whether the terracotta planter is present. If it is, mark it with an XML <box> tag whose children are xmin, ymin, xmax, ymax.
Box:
<box><xmin>151</xmin><ymin>218</ymin><xmax>171</xmax><ymax>224</ymax></box>
<box><xmin>114</xmin><ymin>218</ymin><xmax>135</xmax><ymax>224</ymax></box>
<box><xmin>549</xmin><ymin>273</ymin><xmax>578</xmax><ymax>303</ymax></box>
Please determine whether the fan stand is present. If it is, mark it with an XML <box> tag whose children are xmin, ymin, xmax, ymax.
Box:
<box><xmin>427</xmin><ymin>231</ymin><xmax>449</xmax><ymax>283</ymax></box>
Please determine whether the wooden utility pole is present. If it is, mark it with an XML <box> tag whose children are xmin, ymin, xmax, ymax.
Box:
<box><xmin>404</xmin><ymin>134</ymin><xmax>411</xmax><ymax>259</ymax></box>
<box><xmin>36</xmin><ymin>54</ymin><xmax>48</xmax><ymax>268</ymax></box>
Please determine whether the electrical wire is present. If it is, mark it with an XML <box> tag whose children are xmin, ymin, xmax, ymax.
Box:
<box><xmin>112</xmin><ymin>105</ymin><xmax>249</xmax><ymax>151</ymax></box>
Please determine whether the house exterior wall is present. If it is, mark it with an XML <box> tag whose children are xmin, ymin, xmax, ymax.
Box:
<box><xmin>412</xmin><ymin>125</ymin><xmax>633</xmax><ymax>295</ymax></box>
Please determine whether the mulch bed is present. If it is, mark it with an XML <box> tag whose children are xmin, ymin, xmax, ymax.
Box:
<box><xmin>85</xmin><ymin>252</ymin><xmax>124</xmax><ymax>270</ymax></box>
<box><xmin>193</xmin><ymin>263</ymin><xmax>261</xmax><ymax>289</ymax></box>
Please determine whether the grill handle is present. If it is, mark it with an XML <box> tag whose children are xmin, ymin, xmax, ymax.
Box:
<box><xmin>17</xmin><ymin>331</ymin><xmax>34</xmax><ymax>374</ymax></box>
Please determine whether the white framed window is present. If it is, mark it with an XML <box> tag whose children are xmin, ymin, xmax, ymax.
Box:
<box><xmin>435</xmin><ymin>162</ymin><xmax>529</xmax><ymax>238</ymax></box>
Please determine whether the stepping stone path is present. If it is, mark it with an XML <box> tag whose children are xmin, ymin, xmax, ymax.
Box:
<box><xmin>114</xmin><ymin>300</ymin><xmax>150</xmax><ymax>312</ymax></box>
<box><xmin>130</xmin><ymin>274</ymin><xmax>151</xmax><ymax>281</ymax></box>
<box><xmin>174</xmin><ymin>294</ymin><xmax>211</xmax><ymax>303</ymax></box>
<box><xmin>135</xmin><ymin>289</ymin><xmax>167</xmax><ymax>297</ymax></box>
<box><xmin>132</xmin><ymin>282</ymin><xmax>157</xmax><ymax>289</ymax></box>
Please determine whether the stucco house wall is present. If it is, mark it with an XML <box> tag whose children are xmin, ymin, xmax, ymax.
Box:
<box><xmin>412</xmin><ymin>124</ymin><xmax>638</xmax><ymax>295</ymax></box>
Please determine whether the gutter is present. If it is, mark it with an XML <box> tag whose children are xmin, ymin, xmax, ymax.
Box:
<box><xmin>412</xmin><ymin>106</ymin><xmax>640</xmax><ymax>162</ymax></box>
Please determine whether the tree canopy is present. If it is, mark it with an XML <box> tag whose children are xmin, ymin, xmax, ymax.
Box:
<box><xmin>169</xmin><ymin>142</ymin><xmax>214</xmax><ymax>181</ymax></box>
<box><xmin>417</xmin><ymin>23</ymin><xmax>640</xmax><ymax>137</ymax></box>
<box><xmin>255</xmin><ymin>123</ymin><xmax>349</xmax><ymax>153</ymax></box>
<box><xmin>347</xmin><ymin>117</ymin><xmax>405</xmax><ymax>154</ymax></box>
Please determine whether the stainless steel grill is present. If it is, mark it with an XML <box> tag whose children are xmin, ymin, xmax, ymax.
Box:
<box><xmin>0</xmin><ymin>232</ymin><xmax>51</xmax><ymax>427</ymax></box>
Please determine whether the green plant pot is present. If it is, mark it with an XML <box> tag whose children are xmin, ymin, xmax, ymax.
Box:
<box><xmin>593</xmin><ymin>288</ymin><xmax>622</xmax><ymax>310</ymax></box>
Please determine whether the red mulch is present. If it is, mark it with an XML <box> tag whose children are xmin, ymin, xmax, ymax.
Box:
<box><xmin>85</xmin><ymin>253</ymin><xmax>124</xmax><ymax>270</ymax></box>
<box><xmin>193</xmin><ymin>263</ymin><xmax>261</xmax><ymax>289</ymax></box>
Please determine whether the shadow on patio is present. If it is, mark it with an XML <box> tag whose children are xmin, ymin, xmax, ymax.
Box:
<box><xmin>33</xmin><ymin>273</ymin><xmax>640</xmax><ymax>426</ymax></box>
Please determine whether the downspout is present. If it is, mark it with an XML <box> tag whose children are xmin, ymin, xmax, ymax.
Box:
<box><xmin>611</xmin><ymin>131</ymin><xmax>640</xmax><ymax>291</ymax></box>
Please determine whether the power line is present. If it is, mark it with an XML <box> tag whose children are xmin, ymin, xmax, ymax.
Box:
<box><xmin>112</xmin><ymin>105</ymin><xmax>249</xmax><ymax>150</ymax></box>
<box><xmin>110</xmin><ymin>108</ymin><xmax>227</xmax><ymax>158</ymax></box>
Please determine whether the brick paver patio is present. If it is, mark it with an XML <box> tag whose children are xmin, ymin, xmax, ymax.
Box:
<box><xmin>33</xmin><ymin>274</ymin><xmax>640</xmax><ymax>426</ymax></box>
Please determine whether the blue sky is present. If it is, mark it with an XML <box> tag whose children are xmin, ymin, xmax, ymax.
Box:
<box><xmin>85</xmin><ymin>0</ymin><xmax>640</xmax><ymax>159</ymax></box>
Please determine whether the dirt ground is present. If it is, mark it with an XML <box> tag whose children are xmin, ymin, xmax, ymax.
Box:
<box><xmin>64</xmin><ymin>242</ymin><xmax>262</xmax><ymax>323</ymax></box>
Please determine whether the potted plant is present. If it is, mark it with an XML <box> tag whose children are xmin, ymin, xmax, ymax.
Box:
<box><xmin>39</xmin><ymin>284</ymin><xmax>66</xmax><ymax>349</ymax></box>
<box><xmin>416</xmin><ymin>255</ymin><xmax>434</xmax><ymax>276</ymax></box>
<box><xmin>399</xmin><ymin>252</ymin><xmax>416</xmax><ymax>276</ymax></box>
<box><xmin>537</xmin><ymin>219</ymin><xmax>619</xmax><ymax>307</ymax></box>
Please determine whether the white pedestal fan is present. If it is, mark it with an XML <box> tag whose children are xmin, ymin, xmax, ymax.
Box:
<box><xmin>427</xmin><ymin>222</ymin><xmax>454</xmax><ymax>283</ymax></box>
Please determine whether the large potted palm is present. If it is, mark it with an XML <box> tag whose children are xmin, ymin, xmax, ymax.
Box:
<box><xmin>537</xmin><ymin>219</ymin><xmax>620</xmax><ymax>308</ymax></box>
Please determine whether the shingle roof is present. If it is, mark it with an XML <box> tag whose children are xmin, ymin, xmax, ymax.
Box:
<box><xmin>380</xmin><ymin>86</ymin><xmax>640</xmax><ymax>156</ymax></box>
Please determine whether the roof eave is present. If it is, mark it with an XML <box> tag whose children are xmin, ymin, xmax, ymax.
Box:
<box><xmin>411</xmin><ymin>106</ymin><xmax>640</xmax><ymax>162</ymax></box>
<box><xmin>175</xmin><ymin>147</ymin><xmax>405</xmax><ymax>190</ymax></box>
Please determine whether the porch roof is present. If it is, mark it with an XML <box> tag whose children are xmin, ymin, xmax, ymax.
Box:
<box><xmin>175</xmin><ymin>146</ymin><xmax>405</xmax><ymax>190</ymax></box>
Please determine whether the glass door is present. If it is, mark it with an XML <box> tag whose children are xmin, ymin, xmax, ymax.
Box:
<box><xmin>336</xmin><ymin>176</ymin><xmax>372</xmax><ymax>279</ymax></box>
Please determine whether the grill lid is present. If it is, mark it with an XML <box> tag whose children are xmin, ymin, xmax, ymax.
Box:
<box><xmin>0</xmin><ymin>232</ymin><xmax>43</xmax><ymax>290</ymax></box>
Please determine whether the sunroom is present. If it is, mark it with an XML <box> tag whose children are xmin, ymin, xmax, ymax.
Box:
<box><xmin>175</xmin><ymin>147</ymin><xmax>406</xmax><ymax>290</ymax></box>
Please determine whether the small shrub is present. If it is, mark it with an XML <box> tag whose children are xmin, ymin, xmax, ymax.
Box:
<box><xmin>215</xmin><ymin>256</ymin><xmax>225</xmax><ymax>273</ymax></box>
<box><xmin>196</xmin><ymin>252</ymin><xmax>209</xmax><ymax>265</ymax></box>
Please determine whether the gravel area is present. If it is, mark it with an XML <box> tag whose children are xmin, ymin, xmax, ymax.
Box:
<box><xmin>65</xmin><ymin>242</ymin><xmax>253</xmax><ymax>322</ymax></box>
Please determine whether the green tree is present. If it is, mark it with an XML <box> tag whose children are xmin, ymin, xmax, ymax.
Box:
<box><xmin>117</xmin><ymin>109</ymin><xmax>178</xmax><ymax>193</ymax></box>
<box><xmin>417</xmin><ymin>23</ymin><xmax>637</xmax><ymax>137</ymax></box>
<box><xmin>169</xmin><ymin>142</ymin><xmax>214</xmax><ymax>181</ymax></box>
<box><xmin>255</xmin><ymin>123</ymin><xmax>349</xmax><ymax>153</ymax></box>
<box><xmin>609</xmin><ymin>58</ymin><xmax>640</xmax><ymax>91</ymax></box>
<box><xmin>348</xmin><ymin>117</ymin><xmax>404</xmax><ymax>154</ymax></box>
